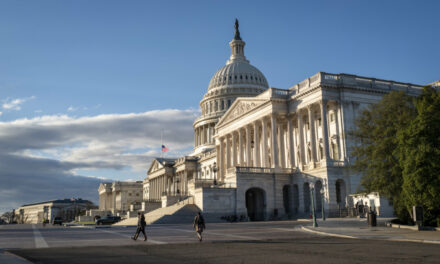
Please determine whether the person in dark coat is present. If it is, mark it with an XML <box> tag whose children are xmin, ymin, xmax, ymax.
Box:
<box><xmin>132</xmin><ymin>212</ymin><xmax>147</xmax><ymax>241</ymax></box>
<box><xmin>193</xmin><ymin>211</ymin><xmax>206</xmax><ymax>242</ymax></box>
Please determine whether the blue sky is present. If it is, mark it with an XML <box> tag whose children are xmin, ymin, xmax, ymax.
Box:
<box><xmin>0</xmin><ymin>0</ymin><xmax>439</xmax><ymax>211</ymax></box>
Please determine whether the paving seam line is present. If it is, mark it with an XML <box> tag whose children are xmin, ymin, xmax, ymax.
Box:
<box><xmin>300</xmin><ymin>226</ymin><xmax>440</xmax><ymax>245</ymax></box>
<box><xmin>93</xmin><ymin>226</ymin><xmax>167</xmax><ymax>244</ymax></box>
<box><xmin>32</xmin><ymin>225</ymin><xmax>49</xmax><ymax>248</ymax></box>
<box><xmin>167</xmin><ymin>228</ymin><xmax>262</xmax><ymax>241</ymax></box>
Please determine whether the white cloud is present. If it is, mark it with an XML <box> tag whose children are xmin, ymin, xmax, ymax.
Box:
<box><xmin>0</xmin><ymin>109</ymin><xmax>197</xmax><ymax>212</ymax></box>
<box><xmin>0</xmin><ymin>111</ymin><xmax>2</xmax><ymax>116</ymax></box>
<box><xmin>2</xmin><ymin>96</ymin><xmax>35</xmax><ymax>111</ymax></box>
<box><xmin>67</xmin><ymin>106</ymin><xmax>78</xmax><ymax>112</ymax></box>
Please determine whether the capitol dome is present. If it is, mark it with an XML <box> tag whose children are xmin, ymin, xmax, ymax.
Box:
<box><xmin>208</xmin><ymin>61</ymin><xmax>269</xmax><ymax>91</ymax></box>
<box><xmin>193</xmin><ymin>19</ymin><xmax>269</xmax><ymax>154</ymax></box>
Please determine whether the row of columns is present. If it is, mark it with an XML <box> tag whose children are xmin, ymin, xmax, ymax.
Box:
<box><xmin>149</xmin><ymin>175</ymin><xmax>167</xmax><ymax>200</ymax></box>
<box><xmin>149</xmin><ymin>173</ymin><xmax>191</xmax><ymax>200</ymax></box>
<box><xmin>217</xmin><ymin>100</ymin><xmax>336</xmax><ymax>180</ymax></box>
<box><xmin>202</xmin><ymin>98</ymin><xmax>233</xmax><ymax>116</ymax></box>
<box><xmin>195</xmin><ymin>123</ymin><xmax>215</xmax><ymax>147</ymax></box>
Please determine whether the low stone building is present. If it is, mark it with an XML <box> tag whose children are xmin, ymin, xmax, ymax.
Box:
<box><xmin>97</xmin><ymin>181</ymin><xmax>143</xmax><ymax>215</ymax></box>
<box><xmin>15</xmin><ymin>199</ymin><xmax>95</xmax><ymax>224</ymax></box>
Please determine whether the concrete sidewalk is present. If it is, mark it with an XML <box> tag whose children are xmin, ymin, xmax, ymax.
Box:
<box><xmin>301</xmin><ymin>218</ymin><xmax>440</xmax><ymax>244</ymax></box>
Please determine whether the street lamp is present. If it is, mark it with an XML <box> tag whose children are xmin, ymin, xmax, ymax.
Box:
<box><xmin>320</xmin><ymin>188</ymin><xmax>326</xmax><ymax>221</ymax></box>
<box><xmin>213</xmin><ymin>162</ymin><xmax>218</xmax><ymax>186</ymax></box>
<box><xmin>310</xmin><ymin>183</ymin><xmax>318</xmax><ymax>228</ymax></box>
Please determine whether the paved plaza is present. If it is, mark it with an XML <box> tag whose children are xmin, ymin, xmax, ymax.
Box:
<box><xmin>1</xmin><ymin>219</ymin><xmax>440</xmax><ymax>263</ymax></box>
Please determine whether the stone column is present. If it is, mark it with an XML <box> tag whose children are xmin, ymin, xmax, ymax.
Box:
<box><xmin>307</xmin><ymin>105</ymin><xmax>317</xmax><ymax>164</ymax></box>
<box><xmin>210</xmin><ymin>125</ymin><xmax>214</xmax><ymax>144</ymax></box>
<box><xmin>287</xmin><ymin>117</ymin><xmax>295</xmax><ymax>168</ymax></box>
<box><xmin>238</xmin><ymin>129</ymin><xmax>243</xmax><ymax>165</ymax></box>
<box><xmin>225</xmin><ymin>134</ymin><xmax>231</xmax><ymax>169</ymax></box>
<box><xmin>253</xmin><ymin>121</ymin><xmax>260</xmax><ymax>167</ymax></box>
<box><xmin>184</xmin><ymin>171</ymin><xmax>187</xmax><ymax>195</ymax></box>
<box><xmin>298</xmin><ymin>112</ymin><xmax>305</xmax><ymax>168</ymax></box>
<box><xmin>335</xmin><ymin>103</ymin><xmax>344</xmax><ymax>160</ymax></box>
<box><xmin>218</xmin><ymin>137</ymin><xmax>224</xmax><ymax>181</ymax></box>
<box><xmin>338</xmin><ymin>102</ymin><xmax>347</xmax><ymax>160</ymax></box>
<box><xmin>246</xmin><ymin>125</ymin><xmax>251</xmax><ymax>166</ymax></box>
<box><xmin>111</xmin><ymin>191</ymin><xmax>116</xmax><ymax>211</ymax></box>
<box><xmin>163</xmin><ymin>176</ymin><xmax>167</xmax><ymax>196</ymax></box>
<box><xmin>321</xmin><ymin>100</ymin><xmax>330</xmax><ymax>160</ymax></box>
<box><xmin>232</xmin><ymin>132</ymin><xmax>237</xmax><ymax>166</ymax></box>
<box><xmin>270</xmin><ymin>114</ymin><xmax>279</xmax><ymax>168</ymax></box>
<box><xmin>194</xmin><ymin>131</ymin><xmax>197</xmax><ymax>147</ymax></box>
<box><xmin>262</xmin><ymin>118</ymin><xmax>269</xmax><ymax>167</ymax></box>
<box><xmin>279</xmin><ymin>122</ymin><xmax>286</xmax><ymax>168</ymax></box>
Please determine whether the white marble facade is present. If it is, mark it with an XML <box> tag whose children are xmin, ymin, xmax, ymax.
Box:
<box><xmin>98</xmin><ymin>181</ymin><xmax>143</xmax><ymax>214</ymax></box>
<box><xmin>143</xmin><ymin>21</ymin><xmax>426</xmax><ymax>220</ymax></box>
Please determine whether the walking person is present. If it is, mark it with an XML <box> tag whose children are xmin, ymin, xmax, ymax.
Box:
<box><xmin>193</xmin><ymin>211</ymin><xmax>206</xmax><ymax>242</ymax></box>
<box><xmin>132</xmin><ymin>212</ymin><xmax>147</xmax><ymax>241</ymax></box>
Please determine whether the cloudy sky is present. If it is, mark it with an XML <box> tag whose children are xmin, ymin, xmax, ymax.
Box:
<box><xmin>0</xmin><ymin>0</ymin><xmax>439</xmax><ymax>212</ymax></box>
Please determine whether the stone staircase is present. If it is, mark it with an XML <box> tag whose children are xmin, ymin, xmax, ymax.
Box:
<box><xmin>114</xmin><ymin>199</ymin><xmax>200</xmax><ymax>226</ymax></box>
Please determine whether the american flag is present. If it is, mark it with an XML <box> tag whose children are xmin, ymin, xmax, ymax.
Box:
<box><xmin>161</xmin><ymin>145</ymin><xmax>169</xmax><ymax>152</ymax></box>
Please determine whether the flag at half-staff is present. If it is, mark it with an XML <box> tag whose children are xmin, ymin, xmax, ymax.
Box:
<box><xmin>161</xmin><ymin>145</ymin><xmax>169</xmax><ymax>152</ymax></box>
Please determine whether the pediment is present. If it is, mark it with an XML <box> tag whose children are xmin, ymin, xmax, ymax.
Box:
<box><xmin>217</xmin><ymin>98</ymin><xmax>267</xmax><ymax>127</ymax></box>
<box><xmin>147</xmin><ymin>159</ymin><xmax>164</xmax><ymax>175</ymax></box>
<box><xmin>98</xmin><ymin>183</ymin><xmax>111</xmax><ymax>192</ymax></box>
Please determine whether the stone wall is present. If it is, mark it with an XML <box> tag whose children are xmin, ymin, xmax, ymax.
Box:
<box><xmin>195</xmin><ymin>187</ymin><xmax>236</xmax><ymax>221</ymax></box>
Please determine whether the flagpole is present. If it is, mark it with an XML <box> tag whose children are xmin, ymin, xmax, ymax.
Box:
<box><xmin>161</xmin><ymin>129</ymin><xmax>163</xmax><ymax>158</ymax></box>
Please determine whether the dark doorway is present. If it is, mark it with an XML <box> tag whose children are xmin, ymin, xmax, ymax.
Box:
<box><xmin>315</xmin><ymin>181</ymin><xmax>322</xmax><ymax>212</ymax></box>
<box><xmin>293</xmin><ymin>184</ymin><xmax>299</xmax><ymax>214</ymax></box>
<box><xmin>303</xmin><ymin>183</ymin><xmax>311</xmax><ymax>213</ymax></box>
<box><xmin>283</xmin><ymin>185</ymin><xmax>292</xmax><ymax>216</ymax></box>
<box><xmin>246</xmin><ymin>188</ymin><xmax>266</xmax><ymax>221</ymax></box>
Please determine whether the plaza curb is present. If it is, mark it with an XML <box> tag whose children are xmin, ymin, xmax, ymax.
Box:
<box><xmin>2</xmin><ymin>251</ymin><xmax>34</xmax><ymax>264</ymax></box>
<box><xmin>300</xmin><ymin>226</ymin><xmax>440</xmax><ymax>245</ymax></box>
<box><xmin>300</xmin><ymin>226</ymin><xmax>357</xmax><ymax>239</ymax></box>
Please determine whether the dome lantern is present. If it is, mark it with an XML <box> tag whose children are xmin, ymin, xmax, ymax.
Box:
<box><xmin>227</xmin><ymin>19</ymin><xmax>249</xmax><ymax>65</ymax></box>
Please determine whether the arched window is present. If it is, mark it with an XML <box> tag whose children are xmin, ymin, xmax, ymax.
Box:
<box><xmin>221</xmin><ymin>100</ymin><xmax>225</xmax><ymax>110</ymax></box>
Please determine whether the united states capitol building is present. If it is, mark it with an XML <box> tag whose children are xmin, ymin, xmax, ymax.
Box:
<box><xmin>97</xmin><ymin>21</ymin><xmax>430</xmax><ymax>223</ymax></box>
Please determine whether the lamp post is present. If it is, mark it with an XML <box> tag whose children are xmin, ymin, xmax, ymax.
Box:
<box><xmin>213</xmin><ymin>162</ymin><xmax>218</xmax><ymax>186</ymax></box>
<box><xmin>320</xmin><ymin>188</ymin><xmax>326</xmax><ymax>221</ymax></box>
<box><xmin>310</xmin><ymin>183</ymin><xmax>318</xmax><ymax>227</ymax></box>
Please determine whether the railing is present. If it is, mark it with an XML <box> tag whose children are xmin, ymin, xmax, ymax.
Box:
<box><xmin>161</xmin><ymin>191</ymin><xmax>189</xmax><ymax>197</ymax></box>
<box><xmin>268</xmin><ymin>88</ymin><xmax>290</xmax><ymax>99</ymax></box>
<box><xmin>143</xmin><ymin>199</ymin><xmax>161</xmax><ymax>203</ymax></box>
<box><xmin>228</xmin><ymin>166</ymin><xmax>298</xmax><ymax>174</ymax></box>
<box><xmin>217</xmin><ymin>183</ymin><xmax>237</xmax><ymax>188</ymax></box>
<box><xmin>290</xmin><ymin>72</ymin><xmax>423</xmax><ymax>95</ymax></box>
